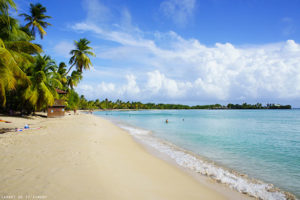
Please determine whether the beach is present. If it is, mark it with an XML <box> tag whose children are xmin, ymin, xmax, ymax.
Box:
<box><xmin>0</xmin><ymin>113</ymin><xmax>249</xmax><ymax>200</ymax></box>
<box><xmin>97</xmin><ymin>110</ymin><xmax>299</xmax><ymax>200</ymax></box>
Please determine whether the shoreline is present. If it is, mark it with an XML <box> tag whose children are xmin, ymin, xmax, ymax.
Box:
<box><xmin>125</xmin><ymin>128</ymin><xmax>253</xmax><ymax>200</ymax></box>
<box><xmin>96</xmin><ymin>115</ymin><xmax>253</xmax><ymax>200</ymax></box>
<box><xmin>103</xmin><ymin>116</ymin><xmax>295</xmax><ymax>200</ymax></box>
<box><xmin>1</xmin><ymin>113</ymin><xmax>232</xmax><ymax>200</ymax></box>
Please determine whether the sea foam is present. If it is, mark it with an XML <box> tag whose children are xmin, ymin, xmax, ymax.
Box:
<box><xmin>118</xmin><ymin>124</ymin><xmax>293</xmax><ymax>200</ymax></box>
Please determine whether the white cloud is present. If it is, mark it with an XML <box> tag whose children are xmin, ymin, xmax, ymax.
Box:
<box><xmin>53</xmin><ymin>41</ymin><xmax>74</xmax><ymax>58</ymax></box>
<box><xmin>98</xmin><ymin>82</ymin><xmax>116</xmax><ymax>93</ymax></box>
<box><xmin>77</xmin><ymin>74</ymin><xmax>140</xmax><ymax>100</ymax></box>
<box><xmin>73</xmin><ymin>1</ymin><xmax>300</xmax><ymax>106</ymax></box>
<box><xmin>122</xmin><ymin>74</ymin><xmax>140</xmax><ymax>97</ymax></box>
<box><xmin>160</xmin><ymin>0</ymin><xmax>196</xmax><ymax>26</ymax></box>
<box><xmin>146</xmin><ymin>70</ymin><xmax>191</xmax><ymax>98</ymax></box>
<box><xmin>83</xmin><ymin>0</ymin><xmax>111</xmax><ymax>24</ymax></box>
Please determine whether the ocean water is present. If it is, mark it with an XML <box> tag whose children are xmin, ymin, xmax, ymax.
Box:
<box><xmin>94</xmin><ymin>109</ymin><xmax>300</xmax><ymax>199</ymax></box>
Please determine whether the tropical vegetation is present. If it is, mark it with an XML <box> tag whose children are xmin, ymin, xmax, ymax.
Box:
<box><xmin>0</xmin><ymin>0</ymin><xmax>292</xmax><ymax>115</ymax></box>
<box><xmin>0</xmin><ymin>0</ymin><xmax>94</xmax><ymax>114</ymax></box>
<box><xmin>20</xmin><ymin>3</ymin><xmax>51</xmax><ymax>39</ymax></box>
<box><xmin>76</xmin><ymin>97</ymin><xmax>292</xmax><ymax>110</ymax></box>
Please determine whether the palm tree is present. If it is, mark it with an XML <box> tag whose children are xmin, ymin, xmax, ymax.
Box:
<box><xmin>20</xmin><ymin>3</ymin><xmax>51</xmax><ymax>39</ymax></box>
<box><xmin>67</xmin><ymin>89</ymin><xmax>79</xmax><ymax>110</ymax></box>
<box><xmin>0</xmin><ymin>38</ymin><xmax>22</xmax><ymax>106</ymax></box>
<box><xmin>24</xmin><ymin>54</ymin><xmax>62</xmax><ymax>110</ymax></box>
<box><xmin>56</xmin><ymin>62</ymin><xmax>68</xmax><ymax>88</ymax></box>
<box><xmin>0</xmin><ymin>15</ymin><xmax>42</xmax><ymax>106</ymax></box>
<box><xmin>57</xmin><ymin>62</ymin><xmax>67</xmax><ymax>75</ymax></box>
<box><xmin>67</xmin><ymin>70</ymin><xmax>82</xmax><ymax>90</ymax></box>
<box><xmin>0</xmin><ymin>0</ymin><xmax>16</xmax><ymax>16</ymax></box>
<box><xmin>65</xmin><ymin>38</ymin><xmax>95</xmax><ymax>75</ymax></box>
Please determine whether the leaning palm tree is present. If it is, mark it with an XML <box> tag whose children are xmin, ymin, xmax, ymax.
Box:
<box><xmin>0</xmin><ymin>38</ymin><xmax>22</xmax><ymax>106</ymax></box>
<box><xmin>19</xmin><ymin>3</ymin><xmax>51</xmax><ymax>39</ymax></box>
<box><xmin>65</xmin><ymin>38</ymin><xmax>95</xmax><ymax>75</ymax></box>
<box><xmin>24</xmin><ymin>54</ymin><xmax>62</xmax><ymax>110</ymax></box>
<box><xmin>67</xmin><ymin>70</ymin><xmax>82</xmax><ymax>90</ymax></box>
<box><xmin>57</xmin><ymin>62</ymin><xmax>67</xmax><ymax>75</ymax></box>
<box><xmin>0</xmin><ymin>15</ymin><xmax>42</xmax><ymax>106</ymax></box>
<box><xmin>56</xmin><ymin>62</ymin><xmax>68</xmax><ymax>88</ymax></box>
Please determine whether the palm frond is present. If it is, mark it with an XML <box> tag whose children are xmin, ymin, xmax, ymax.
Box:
<box><xmin>5</xmin><ymin>40</ymin><xmax>42</xmax><ymax>54</ymax></box>
<box><xmin>0</xmin><ymin>0</ymin><xmax>16</xmax><ymax>15</ymax></box>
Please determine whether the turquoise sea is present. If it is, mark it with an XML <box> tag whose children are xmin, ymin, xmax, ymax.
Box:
<box><xmin>94</xmin><ymin>109</ymin><xmax>300</xmax><ymax>199</ymax></box>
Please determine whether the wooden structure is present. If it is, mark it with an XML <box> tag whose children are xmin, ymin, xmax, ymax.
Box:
<box><xmin>47</xmin><ymin>89</ymin><xmax>67</xmax><ymax>118</ymax></box>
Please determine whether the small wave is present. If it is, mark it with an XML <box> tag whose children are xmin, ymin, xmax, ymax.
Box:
<box><xmin>119</xmin><ymin>125</ymin><xmax>151</xmax><ymax>135</ymax></box>
<box><xmin>117</xmin><ymin>123</ymin><xmax>295</xmax><ymax>200</ymax></box>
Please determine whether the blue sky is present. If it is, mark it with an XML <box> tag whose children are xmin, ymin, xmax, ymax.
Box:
<box><xmin>14</xmin><ymin>0</ymin><xmax>300</xmax><ymax>106</ymax></box>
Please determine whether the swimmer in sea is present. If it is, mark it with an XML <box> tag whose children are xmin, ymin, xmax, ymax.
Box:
<box><xmin>166</xmin><ymin>119</ymin><xmax>168</xmax><ymax>123</ymax></box>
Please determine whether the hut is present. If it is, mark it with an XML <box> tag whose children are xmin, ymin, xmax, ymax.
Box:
<box><xmin>47</xmin><ymin>89</ymin><xmax>67</xmax><ymax>118</ymax></box>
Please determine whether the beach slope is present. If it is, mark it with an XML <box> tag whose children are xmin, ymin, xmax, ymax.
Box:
<box><xmin>1</xmin><ymin>113</ymin><xmax>230</xmax><ymax>200</ymax></box>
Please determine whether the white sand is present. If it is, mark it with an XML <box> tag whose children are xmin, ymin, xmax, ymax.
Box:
<box><xmin>0</xmin><ymin>113</ymin><xmax>248</xmax><ymax>200</ymax></box>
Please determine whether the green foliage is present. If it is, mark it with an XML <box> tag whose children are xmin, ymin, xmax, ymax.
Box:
<box><xmin>67</xmin><ymin>70</ymin><xmax>82</xmax><ymax>89</ymax></box>
<box><xmin>23</xmin><ymin>54</ymin><xmax>61</xmax><ymax>110</ymax></box>
<box><xmin>66</xmin><ymin>38</ymin><xmax>95</xmax><ymax>74</ymax></box>
<box><xmin>0</xmin><ymin>1</ymin><xmax>291</xmax><ymax>115</ymax></box>
<box><xmin>20</xmin><ymin>3</ymin><xmax>51</xmax><ymax>39</ymax></box>
<box><xmin>0</xmin><ymin>38</ymin><xmax>29</xmax><ymax>106</ymax></box>
<box><xmin>0</xmin><ymin>2</ymin><xmax>97</xmax><ymax>114</ymax></box>
<box><xmin>66</xmin><ymin>89</ymin><xmax>79</xmax><ymax>110</ymax></box>
<box><xmin>227</xmin><ymin>103</ymin><xmax>291</xmax><ymax>109</ymax></box>
<box><xmin>76</xmin><ymin>99</ymin><xmax>292</xmax><ymax>110</ymax></box>
<box><xmin>0</xmin><ymin>0</ymin><xmax>16</xmax><ymax>21</ymax></box>
<box><xmin>0</xmin><ymin>1</ymin><xmax>95</xmax><ymax>114</ymax></box>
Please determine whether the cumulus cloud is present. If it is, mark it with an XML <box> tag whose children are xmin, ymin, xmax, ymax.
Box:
<box><xmin>73</xmin><ymin>1</ymin><xmax>300</xmax><ymax>106</ymax></box>
<box><xmin>77</xmin><ymin>74</ymin><xmax>141</xmax><ymax>100</ymax></box>
<box><xmin>160</xmin><ymin>0</ymin><xmax>196</xmax><ymax>26</ymax></box>
<box><xmin>76</xmin><ymin>29</ymin><xmax>300</xmax><ymax>104</ymax></box>
<box><xmin>146</xmin><ymin>70</ymin><xmax>192</xmax><ymax>98</ymax></box>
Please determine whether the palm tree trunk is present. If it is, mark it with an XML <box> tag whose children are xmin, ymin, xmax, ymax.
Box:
<box><xmin>64</xmin><ymin>63</ymin><xmax>75</xmax><ymax>76</ymax></box>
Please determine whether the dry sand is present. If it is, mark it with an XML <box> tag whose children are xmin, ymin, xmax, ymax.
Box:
<box><xmin>0</xmin><ymin>113</ymin><xmax>248</xmax><ymax>200</ymax></box>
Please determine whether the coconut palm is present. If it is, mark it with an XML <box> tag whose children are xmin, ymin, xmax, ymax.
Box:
<box><xmin>66</xmin><ymin>89</ymin><xmax>79</xmax><ymax>110</ymax></box>
<box><xmin>65</xmin><ymin>38</ymin><xmax>95</xmax><ymax>75</ymax></box>
<box><xmin>0</xmin><ymin>15</ymin><xmax>42</xmax><ymax>63</ymax></box>
<box><xmin>0</xmin><ymin>15</ymin><xmax>42</xmax><ymax>106</ymax></box>
<box><xmin>67</xmin><ymin>70</ymin><xmax>82</xmax><ymax>90</ymax></box>
<box><xmin>0</xmin><ymin>38</ymin><xmax>21</xmax><ymax>106</ymax></box>
<box><xmin>56</xmin><ymin>62</ymin><xmax>68</xmax><ymax>88</ymax></box>
<box><xmin>57</xmin><ymin>62</ymin><xmax>67</xmax><ymax>75</ymax></box>
<box><xmin>0</xmin><ymin>0</ymin><xmax>16</xmax><ymax>16</ymax></box>
<box><xmin>24</xmin><ymin>54</ymin><xmax>62</xmax><ymax>110</ymax></box>
<box><xmin>19</xmin><ymin>3</ymin><xmax>51</xmax><ymax>39</ymax></box>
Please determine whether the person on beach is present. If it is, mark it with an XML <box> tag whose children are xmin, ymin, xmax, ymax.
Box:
<box><xmin>165</xmin><ymin>119</ymin><xmax>168</xmax><ymax>123</ymax></box>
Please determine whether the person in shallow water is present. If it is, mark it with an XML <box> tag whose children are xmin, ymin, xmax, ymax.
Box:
<box><xmin>165</xmin><ymin>119</ymin><xmax>168</xmax><ymax>123</ymax></box>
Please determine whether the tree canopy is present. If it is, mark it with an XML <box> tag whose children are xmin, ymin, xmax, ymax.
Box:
<box><xmin>0</xmin><ymin>1</ymin><xmax>95</xmax><ymax>115</ymax></box>
<box><xmin>20</xmin><ymin>3</ymin><xmax>51</xmax><ymax>39</ymax></box>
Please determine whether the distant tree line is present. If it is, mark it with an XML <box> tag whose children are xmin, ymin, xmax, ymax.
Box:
<box><xmin>76</xmin><ymin>97</ymin><xmax>292</xmax><ymax>110</ymax></box>
<box><xmin>226</xmin><ymin>103</ymin><xmax>291</xmax><ymax>109</ymax></box>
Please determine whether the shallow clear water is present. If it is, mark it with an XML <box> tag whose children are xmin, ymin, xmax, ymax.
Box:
<box><xmin>94</xmin><ymin>109</ymin><xmax>300</xmax><ymax>198</ymax></box>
